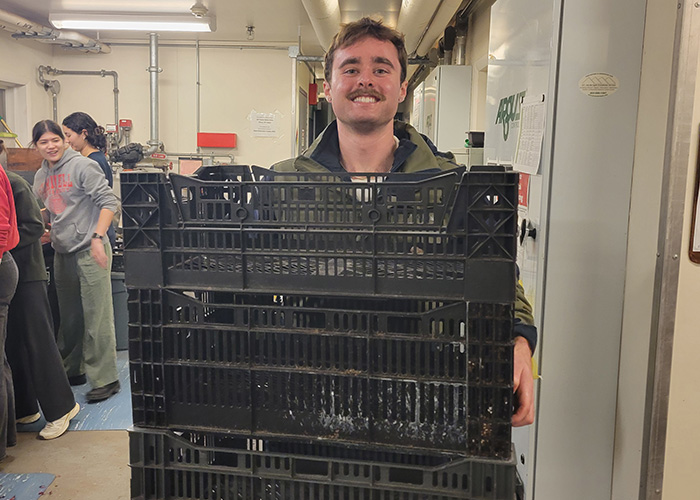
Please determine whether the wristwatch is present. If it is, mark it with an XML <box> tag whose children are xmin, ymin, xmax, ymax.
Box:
<box><xmin>91</xmin><ymin>232</ymin><xmax>104</xmax><ymax>240</ymax></box>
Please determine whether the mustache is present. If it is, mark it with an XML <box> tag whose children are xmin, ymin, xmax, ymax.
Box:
<box><xmin>347</xmin><ymin>89</ymin><xmax>385</xmax><ymax>101</ymax></box>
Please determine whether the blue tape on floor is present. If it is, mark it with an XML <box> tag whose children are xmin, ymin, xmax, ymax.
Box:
<box><xmin>17</xmin><ymin>350</ymin><xmax>132</xmax><ymax>433</ymax></box>
<box><xmin>0</xmin><ymin>473</ymin><xmax>55</xmax><ymax>499</ymax></box>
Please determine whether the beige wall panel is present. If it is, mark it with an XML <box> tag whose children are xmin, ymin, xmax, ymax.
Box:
<box><xmin>49</xmin><ymin>43</ymin><xmax>293</xmax><ymax>167</ymax></box>
<box><xmin>0</xmin><ymin>30</ymin><xmax>54</xmax><ymax>145</ymax></box>
<box><xmin>199</xmin><ymin>47</ymin><xmax>292</xmax><ymax>166</ymax></box>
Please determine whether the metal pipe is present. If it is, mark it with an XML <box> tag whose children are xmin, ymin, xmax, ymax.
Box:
<box><xmin>52</xmin><ymin>93</ymin><xmax>58</xmax><ymax>122</ymax></box>
<box><xmin>415</xmin><ymin>1</ymin><xmax>464</xmax><ymax>57</ymax></box>
<box><xmin>290</xmin><ymin>46</ymin><xmax>299</xmax><ymax>157</ymax></box>
<box><xmin>37</xmin><ymin>65</ymin><xmax>60</xmax><ymax>121</ymax></box>
<box><xmin>163</xmin><ymin>151</ymin><xmax>234</xmax><ymax>162</ymax></box>
<box><xmin>303</xmin><ymin>60</ymin><xmax>315</xmax><ymax>77</ymax></box>
<box><xmin>0</xmin><ymin>9</ymin><xmax>53</xmax><ymax>37</ymax></box>
<box><xmin>195</xmin><ymin>40</ymin><xmax>201</xmax><ymax>154</ymax></box>
<box><xmin>297</xmin><ymin>54</ymin><xmax>430</xmax><ymax>65</ymax></box>
<box><xmin>107</xmin><ymin>40</ymin><xmax>289</xmax><ymax>50</ymax></box>
<box><xmin>38</xmin><ymin>65</ymin><xmax>121</xmax><ymax>141</ymax></box>
<box><xmin>454</xmin><ymin>35</ymin><xmax>466</xmax><ymax>65</ymax></box>
<box><xmin>300</xmin><ymin>0</ymin><xmax>341</xmax><ymax>51</ymax></box>
<box><xmin>111</xmin><ymin>73</ymin><xmax>123</xmax><ymax>144</ymax></box>
<box><xmin>413</xmin><ymin>0</ymin><xmax>446</xmax><ymax>55</ymax></box>
<box><xmin>146</xmin><ymin>33</ymin><xmax>162</xmax><ymax>155</ymax></box>
<box><xmin>0</xmin><ymin>7</ymin><xmax>110</xmax><ymax>53</ymax></box>
<box><xmin>37</xmin><ymin>65</ymin><xmax>51</xmax><ymax>85</ymax></box>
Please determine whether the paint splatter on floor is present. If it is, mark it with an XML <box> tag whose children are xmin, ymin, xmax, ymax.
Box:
<box><xmin>0</xmin><ymin>473</ymin><xmax>54</xmax><ymax>499</ymax></box>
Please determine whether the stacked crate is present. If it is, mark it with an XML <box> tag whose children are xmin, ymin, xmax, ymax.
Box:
<box><xmin>122</xmin><ymin>165</ymin><xmax>520</xmax><ymax>500</ymax></box>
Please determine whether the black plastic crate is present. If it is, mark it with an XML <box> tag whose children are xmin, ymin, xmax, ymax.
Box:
<box><xmin>129</xmin><ymin>427</ymin><xmax>517</xmax><ymax>500</ymax></box>
<box><xmin>120</xmin><ymin>167</ymin><xmax>518</xmax><ymax>302</ymax></box>
<box><xmin>128</xmin><ymin>288</ymin><xmax>513</xmax><ymax>458</ymax></box>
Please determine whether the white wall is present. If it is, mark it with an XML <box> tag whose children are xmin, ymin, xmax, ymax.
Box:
<box><xmin>11</xmin><ymin>39</ymin><xmax>296</xmax><ymax>168</ymax></box>
<box><xmin>661</xmin><ymin>31</ymin><xmax>700</xmax><ymax>500</ymax></box>
<box><xmin>514</xmin><ymin>0</ymin><xmax>646</xmax><ymax>497</ymax></box>
<box><xmin>0</xmin><ymin>30</ymin><xmax>54</xmax><ymax>144</ymax></box>
<box><xmin>198</xmin><ymin>46</ymin><xmax>293</xmax><ymax>166</ymax></box>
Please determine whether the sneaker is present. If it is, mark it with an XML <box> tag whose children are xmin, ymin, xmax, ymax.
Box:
<box><xmin>86</xmin><ymin>380</ymin><xmax>120</xmax><ymax>403</ymax></box>
<box><xmin>39</xmin><ymin>403</ymin><xmax>80</xmax><ymax>440</ymax></box>
<box><xmin>68</xmin><ymin>374</ymin><xmax>87</xmax><ymax>386</ymax></box>
<box><xmin>17</xmin><ymin>412</ymin><xmax>41</xmax><ymax>425</ymax></box>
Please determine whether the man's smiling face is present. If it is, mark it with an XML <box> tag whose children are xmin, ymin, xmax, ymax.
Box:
<box><xmin>324</xmin><ymin>36</ymin><xmax>408</xmax><ymax>134</ymax></box>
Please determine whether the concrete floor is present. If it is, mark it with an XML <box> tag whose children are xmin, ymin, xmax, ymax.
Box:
<box><xmin>0</xmin><ymin>429</ymin><xmax>130</xmax><ymax>499</ymax></box>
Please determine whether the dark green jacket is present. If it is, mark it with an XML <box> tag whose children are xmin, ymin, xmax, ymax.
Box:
<box><xmin>7</xmin><ymin>170</ymin><xmax>47</xmax><ymax>282</ymax></box>
<box><xmin>272</xmin><ymin>120</ymin><xmax>459</xmax><ymax>174</ymax></box>
<box><xmin>273</xmin><ymin>120</ymin><xmax>538</xmax><ymax>351</ymax></box>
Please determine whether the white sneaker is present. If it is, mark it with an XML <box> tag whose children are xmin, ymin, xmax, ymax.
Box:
<box><xmin>17</xmin><ymin>412</ymin><xmax>41</xmax><ymax>425</ymax></box>
<box><xmin>39</xmin><ymin>403</ymin><xmax>80</xmax><ymax>440</ymax></box>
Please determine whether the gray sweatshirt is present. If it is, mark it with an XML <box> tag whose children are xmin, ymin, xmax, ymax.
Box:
<box><xmin>33</xmin><ymin>148</ymin><xmax>119</xmax><ymax>254</ymax></box>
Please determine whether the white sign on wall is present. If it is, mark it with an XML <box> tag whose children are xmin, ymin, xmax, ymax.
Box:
<box><xmin>249</xmin><ymin>110</ymin><xmax>281</xmax><ymax>137</ymax></box>
<box><xmin>514</xmin><ymin>99</ymin><xmax>546</xmax><ymax>175</ymax></box>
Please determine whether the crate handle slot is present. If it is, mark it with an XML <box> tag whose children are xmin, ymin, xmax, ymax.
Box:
<box><xmin>293</xmin><ymin>458</ymin><xmax>329</xmax><ymax>477</ymax></box>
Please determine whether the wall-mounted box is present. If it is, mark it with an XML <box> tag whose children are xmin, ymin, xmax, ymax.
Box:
<box><xmin>422</xmin><ymin>65</ymin><xmax>472</xmax><ymax>151</ymax></box>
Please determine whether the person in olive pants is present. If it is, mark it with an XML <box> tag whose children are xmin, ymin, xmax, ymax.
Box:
<box><xmin>32</xmin><ymin>120</ymin><xmax>120</xmax><ymax>403</ymax></box>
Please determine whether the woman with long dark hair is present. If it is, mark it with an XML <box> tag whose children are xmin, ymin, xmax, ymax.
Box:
<box><xmin>62</xmin><ymin>112</ymin><xmax>115</xmax><ymax>246</ymax></box>
<box><xmin>31</xmin><ymin>119</ymin><xmax>120</xmax><ymax>403</ymax></box>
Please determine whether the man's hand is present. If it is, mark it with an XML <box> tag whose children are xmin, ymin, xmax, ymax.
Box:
<box><xmin>91</xmin><ymin>238</ymin><xmax>109</xmax><ymax>269</ymax></box>
<box><xmin>512</xmin><ymin>336</ymin><xmax>535</xmax><ymax>427</ymax></box>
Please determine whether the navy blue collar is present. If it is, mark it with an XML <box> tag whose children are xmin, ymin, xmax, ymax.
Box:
<box><xmin>310</xmin><ymin>121</ymin><xmax>418</xmax><ymax>173</ymax></box>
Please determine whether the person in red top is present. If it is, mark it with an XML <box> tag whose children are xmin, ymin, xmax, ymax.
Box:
<box><xmin>0</xmin><ymin>162</ymin><xmax>19</xmax><ymax>460</ymax></box>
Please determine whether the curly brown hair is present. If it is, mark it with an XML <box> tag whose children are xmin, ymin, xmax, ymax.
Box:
<box><xmin>324</xmin><ymin>17</ymin><xmax>407</xmax><ymax>84</ymax></box>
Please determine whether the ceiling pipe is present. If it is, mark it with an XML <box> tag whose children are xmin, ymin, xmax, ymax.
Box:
<box><xmin>399</xmin><ymin>0</ymin><xmax>471</xmax><ymax>91</ymax></box>
<box><xmin>0</xmin><ymin>8</ymin><xmax>110</xmax><ymax>53</ymax></box>
<box><xmin>300</xmin><ymin>0</ymin><xmax>342</xmax><ymax>51</ymax></box>
<box><xmin>107</xmin><ymin>40</ymin><xmax>289</xmax><ymax>50</ymax></box>
<box><xmin>396</xmin><ymin>0</ymin><xmax>446</xmax><ymax>56</ymax></box>
<box><xmin>49</xmin><ymin>30</ymin><xmax>110</xmax><ymax>54</ymax></box>
<box><xmin>413</xmin><ymin>0</ymin><xmax>463</xmax><ymax>57</ymax></box>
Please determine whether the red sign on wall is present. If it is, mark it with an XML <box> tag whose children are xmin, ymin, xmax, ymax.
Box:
<box><xmin>518</xmin><ymin>173</ymin><xmax>530</xmax><ymax>208</ymax></box>
<box><xmin>197</xmin><ymin>132</ymin><xmax>237</xmax><ymax>148</ymax></box>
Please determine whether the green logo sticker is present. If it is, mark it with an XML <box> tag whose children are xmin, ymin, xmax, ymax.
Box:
<box><xmin>495</xmin><ymin>90</ymin><xmax>526</xmax><ymax>141</ymax></box>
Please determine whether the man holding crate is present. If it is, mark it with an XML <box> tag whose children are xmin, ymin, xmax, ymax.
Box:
<box><xmin>273</xmin><ymin>17</ymin><xmax>536</xmax><ymax>427</ymax></box>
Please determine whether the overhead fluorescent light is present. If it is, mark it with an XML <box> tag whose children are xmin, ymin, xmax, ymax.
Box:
<box><xmin>49</xmin><ymin>13</ymin><xmax>216</xmax><ymax>33</ymax></box>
